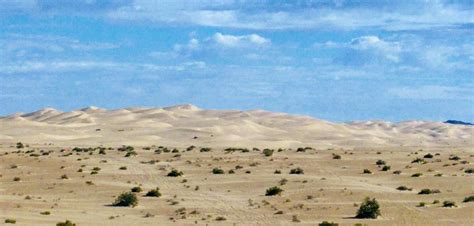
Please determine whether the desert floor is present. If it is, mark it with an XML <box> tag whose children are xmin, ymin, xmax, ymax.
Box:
<box><xmin>1</xmin><ymin>143</ymin><xmax>473</xmax><ymax>226</ymax></box>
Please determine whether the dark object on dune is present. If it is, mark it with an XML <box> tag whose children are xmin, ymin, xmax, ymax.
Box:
<box><xmin>444</xmin><ymin>120</ymin><xmax>473</xmax><ymax>126</ymax></box>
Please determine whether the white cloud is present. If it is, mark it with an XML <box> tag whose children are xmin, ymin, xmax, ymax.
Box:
<box><xmin>212</xmin><ymin>33</ymin><xmax>270</xmax><ymax>47</ymax></box>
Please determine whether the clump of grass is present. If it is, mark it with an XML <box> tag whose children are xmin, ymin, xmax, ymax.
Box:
<box><xmin>464</xmin><ymin>168</ymin><xmax>474</xmax><ymax>174</ymax></box>
<box><xmin>319</xmin><ymin>221</ymin><xmax>338</xmax><ymax>226</ymax></box>
<box><xmin>363</xmin><ymin>169</ymin><xmax>372</xmax><ymax>174</ymax></box>
<box><xmin>212</xmin><ymin>168</ymin><xmax>225</xmax><ymax>174</ymax></box>
<box><xmin>396</xmin><ymin>186</ymin><xmax>411</xmax><ymax>191</ymax></box>
<box><xmin>56</xmin><ymin>220</ymin><xmax>76</xmax><ymax>226</ymax></box>
<box><xmin>355</xmin><ymin>197</ymin><xmax>381</xmax><ymax>219</ymax></box>
<box><xmin>417</xmin><ymin>202</ymin><xmax>426</xmax><ymax>207</ymax></box>
<box><xmin>418</xmin><ymin>189</ymin><xmax>440</xmax><ymax>195</ymax></box>
<box><xmin>167</xmin><ymin>169</ymin><xmax>184</xmax><ymax>177</ymax></box>
<box><xmin>263</xmin><ymin>149</ymin><xmax>274</xmax><ymax>157</ymax></box>
<box><xmin>145</xmin><ymin>188</ymin><xmax>161</xmax><ymax>197</ymax></box>
<box><xmin>5</xmin><ymin>219</ymin><xmax>16</xmax><ymax>224</ymax></box>
<box><xmin>442</xmin><ymin>200</ymin><xmax>456</xmax><ymax>207</ymax></box>
<box><xmin>463</xmin><ymin>195</ymin><xmax>474</xmax><ymax>203</ymax></box>
<box><xmin>40</xmin><ymin>211</ymin><xmax>51</xmax><ymax>215</ymax></box>
<box><xmin>265</xmin><ymin>186</ymin><xmax>283</xmax><ymax>196</ymax></box>
<box><xmin>112</xmin><ymin>192</ymin><xmax>138</xmax><ymax>207</ymax></box>
<box><xmin>131</xmin><ymin>187</ymin><xmax>142</xmax><ymax>193</ymax></box>
<box><xmin>290</xmin><ymin>167</ymin><xmax>304</xmax><ymax>174</ymax></box>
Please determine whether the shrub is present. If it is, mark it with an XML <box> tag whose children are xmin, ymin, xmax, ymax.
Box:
<box><xmin>363</xmin><ymin>169</ymin><xmax>372</xmax><ymax>174</ymax></box>
<box><xmin>393</xmin><ymin>170</ymin><xmax>402</xmax><ymax>174</ymax></box>
<box><xmin>396</xmin><ymin>186</ymin><xmax>410</xmax><ymax>191</ymax></box>
<box><xmin>167</xmin><ymin>169</ymin><xmax>183</xmax><ymax>177</ymax></box>
<box><xmin>449</xmin><ymin>155</ymin><xmax>460</xmax><ymax>161</ymax></box>
<box><xmin>442</xmin><ymin>200</ymin><xmax>456</xmax><ymax>207</ymax></box>
<box><xmin>355</xmin><ymin>197</ymin><xmax>381</xmax><ymax>219</ymax></box>
<box><xmin>463</xmin><ymin>196</ymin><xmax>474</xmax><ymax>203</ymax></box>
<box><xmin>200</xmin><ymin>147</ymin><xmax>211</xmax><ymax>152</ymax></box>
<box><xmin>228</xmin><ymin>169</ymin><xmax>235</xmax><ymax>174</ymax></box>
<box><xmin>381</xmin><ymin>165</ymin><xmax>391</xmax><ymax>171</ymax></box>
<box><xmin>417</xmin><ymin>202</ymin><xmax>426</xmax><ymax>207</ymax></box>
<box><xmin>56</xmin><ymin>220</ymin><xmax>76</xmax><ymax>226</ymax></box>
<box><xmin>113</xmin><ymin>192</ymin><xmax>138</xmax><ymax>207</ymax></box>
<box><xmin>376</xmin><ymin>160</ymin><xmax>386</xmax><ymax>165</ymax></box>
<box><xmin>215</xmin><ymin>216</ymin><xmax>226</xmax><ymax>221</ymax></box>
<box><xmin>5</xmin><ymin>219</ymin><xmax>16</xmax><ymax>224</ymax></box>
<box><xmin>263</xmin><ymin>149</ymin><xmax>274</xmax><ymax>157</ymax></box>
<box><xmin>124</xmin><ymin>151</ymin><xmax>137</xmax><ymax>157</ymax></box>
<box><xmin>13</xmin><ymin>177</ymin><xmax>20</xmax><ymax>182</ymax></box>
<box><xmin>332</xmin><ymin>153</ymin><xmax>341</xmax><ymax>159</ymax></box>
<box><xmin>423</xmin><ymin>153</ymin><xmax>433</xmax><ymax>158</ymax></box>
<box><xmin>418</xmin><ymin>189</ymin><xmax>440</xmax><ymax>195</ymax></box>
<box><xmin>319</xmin><ymin>221</ymin><xmax>339</xmax><ymax>226</ymax></box>
<box><xmin>40</xmin><ymin>211</ymin><xmax>51</xmax><ymax>215</ymax></box>
<box><xmin>145</xmin><ymin>188</ymin><xmax>161</xmax><ymax>197</ymax></box>
<box><xmin>274</xmin><ymin>170</ymin><xmax>281</xmax><ymax>174</ymax></box>
<box><xmin>131</xmin><ymin>187</ymin><xmax>142</xmax><ymax>193</ymax></box>
<box><xmin>60</xmin><ymin>174</ymin><xmax>68</xmax><ymax>179</ymax></box>
<box><xmin>412</xmin><ymin>158</ymin><xmax>425</xmax><ymax>164</ymax></box>
<box><xmin>290</xmin><ymin>167</ymin><xmax>304</xmax><ymax>174</ymax></box>
<box><xmin>464</xmin><ymin>168</ymin><xmax>474</xmax><ymax>174</ymax></box>
<box><xmin>119</xmin><ymin>166</ymin><xmax>127</xmax><ymax>170</ymax></box>
<box><xmin>265</xmin><ymin>186</ymin><xmax>283</xmax><ymax>196</ymax></box>
<box><xmin>212</xmin><ymin>168</ymin><xmax>225</xmax><ymax>174</ymax></box>
<box><xmin>411</xmin><ymin>173</ymin><xmax>423</xmax><ymax>177</ymax></box>
<box><xmin>16</xmin><ymin>142</ymin><xmax>24</xmax><ymax>149</ymax></box>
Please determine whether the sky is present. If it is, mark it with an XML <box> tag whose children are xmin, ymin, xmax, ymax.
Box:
<box><xmin>0</xmin><ymin>0</ymin><xmax>473</xmax><ymax>122</ymax></box>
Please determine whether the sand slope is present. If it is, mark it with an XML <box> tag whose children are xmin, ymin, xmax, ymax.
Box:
<box><xmin>0</xmin><ymin>104</ymin><xmax>472</xmax><ymax>148</ymax></box>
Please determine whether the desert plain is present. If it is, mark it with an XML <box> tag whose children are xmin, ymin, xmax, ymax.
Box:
<box><xmin>0</xmin><ymin>104</ymin><xmax>473</xmax><ymax>225</ymax></box>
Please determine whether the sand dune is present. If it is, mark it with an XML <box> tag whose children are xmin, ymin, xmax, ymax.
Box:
<box><xmin>0</xmin><ymin>104</ymin><xmax>472</xmax><ymax>148</ymax></box>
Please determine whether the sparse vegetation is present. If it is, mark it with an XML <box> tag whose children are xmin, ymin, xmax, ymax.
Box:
<box><xmin>319</xmin><ymin>221</ymin><xmax>338</xmax><ymax>226</ymax></box>
<box><xmin>212</xmin><ymin>168</ymin><xmax>225</xmax><ymax>174</ymax></box>
<box><xmin>145</xmin><ymin>188</ymin><xmax>161</xmax><ymax>197</ymax></box>
<box><xmin>363</xmin><ymin>169</ymin><xmax>372</xmax><ymax>174</ymax></box>
<box><xmin>290</xmin><ymin>167</ymin><xmax>304</xmax><ymax>174</ymax></box>
<box><xmin>263</xmin><ymin>149</ymin><xmax>274</xmax><ymax>156</ymax></box>
<box><xmin>131</xmin><ymin>187</ymin><xmax>142</xmax><ymax>193</ymax></box>
<box><xmin>418</xmin><ymin>189</ymin><xmax>440</xmax><ymax>195</ymax></box>
<box><xmin>56</xmin><ymin>220</ymin><xmax>76</xmax><ymax>226</ymax></box>
<box><xmin>355</xmin><ymin>197</ymin><xmax>381</xmax><ymax>219</ymax></box>
<box><xmin>113</xmin><ymin>192</ymin><xmax>138</xmax><ymax>207</ymax></box>
<box><xmin>442</xmin><ymin>200</ymin><xmax>456</xmax><ymax>207</ymax></box>
<box><xmin>265</xmin><ymin>186</ymin><xmax>283</xmax><ymax>196</ymax></box>
<box><xmin>5</xmin><ymin>219</ymin><xmax>16</xmax><ymax>224</ymax></box>
<box><xmin>167</xmin><ymin>169</ymin><xmax>184</xmax><ymax>177</ymax></box>
<box><xmin>463</xmin><ymin>196</ymin><xmax>474</xmax><ymax>203</ymax></box>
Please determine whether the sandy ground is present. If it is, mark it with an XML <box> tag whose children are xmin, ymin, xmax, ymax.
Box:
<box><xmin>0</xmin><ymin>105</ymin><xmax>473</xmax><ymax>225</ymax></box>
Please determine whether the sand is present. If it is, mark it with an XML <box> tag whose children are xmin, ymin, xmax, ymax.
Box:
<box><xmin>0</xmin><ymin>105</ymin><xmax>473</xmax><ymax>225</ymax></box>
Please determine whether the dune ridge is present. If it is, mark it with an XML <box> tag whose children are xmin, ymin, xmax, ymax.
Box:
<box><xmin>0</xmin><ymin>104</ymin><xmax>472</xmax><ymax>148</ymax></box>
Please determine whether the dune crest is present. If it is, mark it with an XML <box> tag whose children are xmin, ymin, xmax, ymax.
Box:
<box><xmin>0</xmin><ymin>105</ymin><xmax>472</xmax><ymax>147</ymax></box>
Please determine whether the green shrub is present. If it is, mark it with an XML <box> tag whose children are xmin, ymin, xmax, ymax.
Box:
<box><xmin>56</xmin><ymin>220</ymin><xmax>76</xmax><ymax>226</ymax></box>
<box><xmin>412</xmin><ymin>158</ymin><xmax>425</xmax><ymax>164</ymax></box>
<box><xmin>411</xmin><ymin>173</ymin><xmax>423</xmax><ymax>177</ymax></box>
<box><xmin>263</xmin><ymin>149</ymin><xmax>274</xmax><ymax>157</ymax></box>
<box><xmin>418</xmin><ymin>189</ymin><xmax>440</xmax><ymax>195</ymax></box>
<box><xmin>417</xmin><ymin>202</ymin><xmax>426</xmax><ymax>207</ymax></box>
<box><xmin>40</xmin><ymin>211</ymin><xmax>51</xmax><ymax>215</ymax></box>
<box><xmin>16</xmin><ymin>142</ymin><xmax>24</xmax><ymax>149</ymax></box>
<box><xmin>200</xmin><ymin>147</ymin><xmax>211</xmax><ymax>152</ymax></box>
<box><xmin>215</xmin><ymin>216</ymin><xmax>226</xmax><ymax>221</ymax></box>
<box><xmin>381</xmin><ymin>165</ymin><xmax>391</xmax><ymax>171</ymax></box>
<box><xmin>376</xmin><ymin>160</ymin><xmax>386</xmax><ymax>165</ymax></box>
<box><xmin>212</xmin><ymin>168</ymin><xmax>225</xmax><ymax>174</ymax></box>
<box><xmin>449</xmin><ymin>155</ymin><xmax>460</xmax><ymax>161</ymax></box>
<box><xmin>464</xmin><ymin>168</ymin><xmax>474</xmax><ymax>174</ymax></box>
<box><xmin>274</xmin><ymin>170</ymin><xmax>281</xmax><ymax>174</ymax></box>
<box><xmin>167</xmin><ymin>169</ymin><xmax>183</xmax><ymax>177</ymax></box>
<box><xmin>5</xmin><ymin>219</ymin><xmax>16</xmax><ymax>224</ymax></box>
<box><xmin>396</xmin><ymin>186</ymin><xmax>410</xmax><ymax>191</ymax></box>
<box><xmin>13</xmin><ymin>177</ymin><xmax>20</xmax><ymax>182</ymax></box>
<box><xmin>442</xmin><ymin>200</ymin><xmax>456</xmax><ymax>207</ymax></box>
<box><xmin>423</xmin><ymin>153</ymin><xmax>433</xmax><ymax>158</ymax></box>
<box><xmin>332</xmin><ymin>153</ymin><xmax>341</xmax><ymax>159</ymax></box>
<box><xmin>463</xmin><ymin>195</ymin><xmax>474</xmax><ymax>203</ymax></box>
<box><xmin>119</xmin><ymin>166</ymin><xmax>127</xmax><ymax>170</ymax></box>
<box><xmin>265</xmin><ymin>186</ymin><xmax>283</xmax><ymax>196</ymax></box>
<box><xmin>290</xmin><ymin>167</ymin><xmax>304</xmax><ymax>174</ymax></box>
<box><xmin>393</xmin><ymin>170</ymin><xmax>402</xmax><ymax>174</ymax></box>
<box><xmin>113</xmin><ymin>192</ymin><xmax>138</xmax><ymax>207</ymax></box>
<box><xmin>363</xmin><ymin>169</ymin><xmax>372</xmax><ymax>174</ymax></box>
<box><xmin>319</xmin><ymin>221</ymin><xmax>338</xmax><ymax>226</ymax></box>
<box><xmin>355</xmin><ymin>197</ymin><xmax>381</xmax><ymax>219</ymax></box>
<box><xmin>145</xmin><ymin>188</ymin><xmax>161</xmax><ymax>197</ymax></box>
<box><xmin>131</xmin><ymin>187</ymin><xmax>142</xmax><ymax>193</ymax></box>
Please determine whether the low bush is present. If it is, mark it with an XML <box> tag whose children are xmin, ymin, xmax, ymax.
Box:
<box><xmin>145</xmin><ymin>188</ymin><xmax>161</xmax><ymax>197</ymax></box>
<box><xmin>463</xmin><ymin>195</ymin><xmax>474</xmax><ymax>203</ymax></box>
<box><xmin>464</xmin><ymin>168</ymin><xmax>474</xmax><ymax>174</ymax></box>
<box><xmin>411</xmin><ymin>173</ymin><xmax>423</xmax><ymax>177</ymax></box>
<box><xmin>5</xmin><ymin>219</ymin><xmax>16</xmax><ymax>224</ymax></box>
<box><xmin>290</xmin><ymin>167</ymin><xmax>304</xmax><ymax>174</ymax></box>
<box><xmin>396</xmin><ymin>186</ymin><xmax>411</xmax><ymax>191</ymax></box>
<box><xmin>442</xmin><ymin>200</ymin><xmax>456</xmax><ymax>207</ymax></box>
<box><xmin>212</xmin><ymin>168</ymin><xmax>225</xmax><ymax>174</ymax></box>
<box><xmin>418</xmin><ymin>189</ymin><xmax>440</xmax><ymax>195</ymax></box>
<box><xmin>167</xmin><ymin>169</ymin><xmax>184</xmax><ymax>177</ymax></box>
<box><xmin>263</xmin><ymin>149</ymin><xmax>274</xmax><ymax>157</ymax></box>
<box><xmin>332</xmin><ymin>153</ymin><xmax>341</xmax><ymax>159</ymax></box>
<box><xmin>423</xmin><ymin>153</ymin><xmax>433</xmax><ymax>158</ymax></box>
<box><xmin>56</xmin><ymin>220</ymin><xmax>76</xmax><ymax>226</ymax></box>
<box><xmin>363</xmin><ymin>169</ymin><xmax>372</xmax><ymax>174</ymax></box>
<box><xmin>376</xmin><ymin>160</ymin><xmax>386</xmax><ymax>165</ymax></box>
<box><xmin>274</xmin><ymin>170</ymin><xmax>281</xmax><ymax>174</ymax></box>
<box><xmin>112</xmin><ymin>192</ymin><xmax>138</xmax><ymax>207</ymax></box>
<box><xmin>319</xmin><ymin>221</ymin><xmax>339</xmax><ymax>226</ymax></box>
<box><xmin>265</xmin><ymin>186</ymin><xmax>283</xmax><ymax>196</ymax></box>
<box><xmin>131</xmin><ymin>187</ymin><xmax>142</xmax><ymax>193</ymax></box>
<box><xmin>381</xmin><ymin>165</ymin><xmax>391</xmax><ymax>171</ymax></box>
<box><xmin>355</xmin><ymin>197</ymin><xmax>381</xmax><ymax>219</ymax></box>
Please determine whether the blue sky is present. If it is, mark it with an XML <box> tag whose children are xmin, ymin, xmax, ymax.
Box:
<box><xmin>0</xmin><ymin>0</ymin><xmax>473</xmax><ymax>122</ymax></box>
